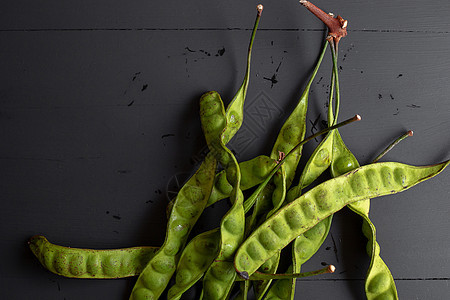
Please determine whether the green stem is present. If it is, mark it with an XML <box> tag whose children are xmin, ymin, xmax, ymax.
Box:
<box><xmin>329</xmin><ymin>40</ymin><xmax>340</xmax><ymax>126</ymax></box>
<box><xmin>236</xmin><ymin>265</ymin><xmax>335</xmax><ymax>281</ymax></box>
<box><xmin>242</xmin><ymin>4</ymin><xmax>263</xmax><ymax>98</ymax></box>
<box><xmin>243</xmin><ymin>114</ymin><xmax>361</xmax><ymax>212</ymax></box>
<box><xmin>372</xmin><ymin>130</ymin><xmax>413</xmax><ymax>163</ymax></box>
<box><xmin>304</xmin><ymin>40</ymin><xmax>328</xmax><ymax>96</ymax></box>
<box><xmin>327</xmin><ymin>67</ymin><xmax>335</xmax><ymax>126</ymax></box>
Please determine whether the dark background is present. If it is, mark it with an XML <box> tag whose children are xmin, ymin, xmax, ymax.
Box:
<box><xmin>1</xmin><ymin>1</ymin><xmax>449</xmax><ymax>299</ymax></box>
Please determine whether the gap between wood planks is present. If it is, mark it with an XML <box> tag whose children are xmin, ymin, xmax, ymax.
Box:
<box><xmin>1</xmin><ymin>28</ymin><xmax>449</xmax><ymax>34</ymax></box>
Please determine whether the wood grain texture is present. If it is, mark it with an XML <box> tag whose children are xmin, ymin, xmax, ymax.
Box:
<box><xmin>1</xmin><ymin>1</ymin><xmax>449</xmax><ymax>299</ymax></box>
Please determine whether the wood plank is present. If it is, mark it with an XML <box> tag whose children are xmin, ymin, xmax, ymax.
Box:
<box><xmin>1</xmin><ymin>1</ymin><xmax>450</xmax><ymax>298</ymax></box>
<box><xmin>1</xmin><ymin>1</ymin><xmax>450</xmax><ymax>31</ymax></box>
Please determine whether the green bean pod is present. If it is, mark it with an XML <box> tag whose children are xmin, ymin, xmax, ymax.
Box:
<box><xmin>251</xmin><ymin>39</ymin><xmax>329</xmax><ymax>299</ymax></box>
<box><xmin>234</xmin><ymin>160</ymin><xmax>450</xmax><ymax>277</ymax></box>
<box><xmin>360</xmin><ymin>213</ymin><xmax>398</xmax><ymax>299</ymax></box>
<box><xmin>129</xmin><ymin>152</ymin><xmax>217</xmax><ymax>300</ymax></box>
<box><xmin>271</xmin><ymin>39</ymin><xmax>328</xmax><ymax>188</ymax></box>
<box><xmin>272</xmin><ymin>41</ymin><xmax>359</xmax><ymax>300</ymax></box>
<box><xmin>252</xmin><ymin>38</ymin><xmax>329</xmax><ymax>229</ymax></box>
<box><xmin>200</xmin><ymin>6</ymin><xmax>263</xmax><ymax>299</ymax></box>
<box><xmin>199</xmin><ymin>92</ymin><xmax>245</xmax><ymax>300</ymax></box>
<box><xmin>271</xmin><ymin>88</ymin><xmax>335</xmax><ymax>300</ymax></box>
<box><xmin>221</xmin><ymin>4</ymin><xmax>262</xmax><ymax>145</ymax></box>
<box><xmin>263</xmin><ymin>131</ymin><xmax>333</xmax><ymax>300</ymax></box>
<box><xmin>332</xmin><ymin>130</ymin><xmax>398</xmax><ymax>299</ymax></box>
<box><xmin>328</xmin><ymin>40</ymin><xmax>398</xmax><ymax>299</ymax></box>
<box><xmin>167</xmin><ymin>228</ymin><xmax>220</xmax><ymax>300</ymax></box>
<box><xmin>29</xmin><ymin>235</ymin><xmax>159</xmax><ymax>279</ymax></box>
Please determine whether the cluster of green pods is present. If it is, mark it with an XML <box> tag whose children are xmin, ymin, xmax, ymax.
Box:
<box><xmin>29</xmin><ymin>2</ymin><xmax>449</xmax><ymax>300</ymax></box>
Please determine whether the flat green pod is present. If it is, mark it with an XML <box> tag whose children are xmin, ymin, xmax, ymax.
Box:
<box><xmin>29</xmin><ymin>235</ymin><xmax>159</xmax><ymax>279</ymax></box>
<box><xmin>200</xmin><ymin>7</ymin><xmax>263</xmax><ymax>299</ymax></box>
<box><xmin>221</xmin><ymin>5</ymin><xmax>262</xmax><ymax>144</ymax></box>
<box><xmin>234</xmin><ymin>160</ymin><xmax>450</xmax><ymax>277</ymax></box>
<box><xmin>270</xmin><ymin>40</ymin><xmax>328</xmax><ymax>187</ymax></box>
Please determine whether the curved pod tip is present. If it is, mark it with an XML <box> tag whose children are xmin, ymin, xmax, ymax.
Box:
<box><xmin>257</xmin><ymin>4</ymin><xmax>263</xmax><ymax>15</ymax></box>
<box><xmin>238</xmin><ymin>271</ymin><xmax>250</xmax><ymax>280</ymax></box>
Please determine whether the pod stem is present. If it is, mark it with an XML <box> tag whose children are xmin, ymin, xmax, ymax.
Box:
<box><xmin>327</xmin><ymin>67</ymin><xmax>336</xmax><ymax>126</ymax></box>
<box><xmin>299</xmin><ymin>1</ymin><xmax>347</xmax><ymax>48</ymax></box>
<box><xmin>237</xmin><ymin>265</ymin><xmax>335</xmax><ymax>281</ymax></box>
<box><xmin>243</xmin><ymin>114</ymin><xmax>361</xmax><ymax>212</ymax></box>
<box><xmin>242</xmin><ymin>4</ymin><xmax>263</xmax><ymax>94</ymax></box>
<box><xmin>328</xmin><ymin>39</ymin><xmax>340</xmax><ymax>125</ymax></box>
<box><xmin>303</xmin><ymin>40</ymin><xmax>329</xmax><ymax>97</ymax></box>
<box><xmin>372</xmin><ymin>130</ymin><xmax>414</xmax><ymax>163</ymax></box>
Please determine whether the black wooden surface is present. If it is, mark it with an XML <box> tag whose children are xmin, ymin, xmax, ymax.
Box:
<box><xmin>1</xmin><ymin>1</ymin><xmax>449</xmax><ymax>299</ymax></box>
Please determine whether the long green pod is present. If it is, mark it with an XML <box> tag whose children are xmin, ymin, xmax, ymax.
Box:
<box><xmin>234</xmin><ymin>160</ymin><xmax>450</xmax><ymax>277</ymax></box>
<box><xmin>251</xmin><ymin>38</ymin><xmax>329</xmax><ymax>233</ymax></box>
<box><xmin>272</xmin><ymin>40</ymin><xmax>352</xmax><ymax>300</ymax></box>
<box><xmin>200</xmin><ymin>8</ymin><xmax>263</xmax><ymax>299</ymax></box>
<box><xmin>263</xmin><ymin>42</ymin><xmax>335</xmax><ymax>299</ymax></box>
<box><xmin>167</xmin><ymin>229</ymin><xmax>220</xmax><ymax>300</ymax></box>
<box><xmin>129</xmin><ymin>153</ymin><xmax>217</xmax><ymax>300</ymax></box>
<box><xmin>274</xmin><ymin>134</ymin><xmax>335</xmax><ymax>300</ymax></box>
<box><xmin>130</xmin><ymin>90</ymin><xmax>225</xmax><ymax>299</ymax></box>
<box><xmin>270</xmin><ymin>39</ymin><xmax>328</xmax><ymax>187</ymax></box>
<box><xmin>328</xmin><ymin>41</ymin><xmax>398</xmax><ymax>299</ymax></box>
<box><xmin>248</xmin><ymin>38</ymin><xmax>328</xmax><ymax>247</ymax></box>
<box><xmin>165</xmin><ymin>4</ymin><xmax>263</xmax><ymax>216</ymax></box>
<box><xmin>30</xmin><ymin>232</ymin><xmax>324</xmax><ymax>280</ymax></box>
<box><xmin>360</xmin><ymin>212</ymin><xmax>398</xmax><ymax>299</ymax></box>
<box><xmin>323</xmin><ymin>131</ymin><xmax>396</xmax><ymax>299</ymax></box>
<box><xmin>221</xmin><ymin>4</ymin><xmax>262</xmax><ymax>144</ymax></box>
<box><xmin>30</xmin><ymin>235</ymin><xmax>335</xmax><ymax>283</ymax></box>
<box><xmin>131</xmin><ymin>6</ymin><xmax>263</xmax><ymax>298</ymax></box>
<box><xmin>199</xmin><ymin>93</ymin><xmax>245</xmax><ymax>300</ymax></box>
<box><xmin>28</xmin><ymin>235</ymin><xmax>159</xmax><ymax>279</ymax></box>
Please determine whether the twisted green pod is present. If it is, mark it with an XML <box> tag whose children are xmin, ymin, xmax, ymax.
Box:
<box><xmin>199</xmin><ymin>92</ymin><xmax>245</xmax><ymax>300</ymax></box>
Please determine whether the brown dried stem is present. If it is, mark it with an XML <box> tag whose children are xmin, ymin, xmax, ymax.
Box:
<box><xmin>299</xmin><ymin>0</ymin><xmax>347</xmax><ymax>47</ymax></box>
